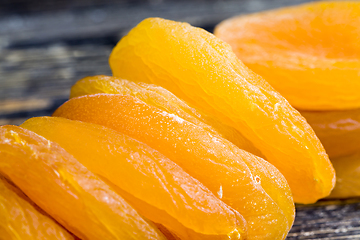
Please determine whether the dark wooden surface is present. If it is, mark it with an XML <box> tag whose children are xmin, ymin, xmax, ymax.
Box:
<box><xmin>1</xmin><ymin>0</ymin><xmax>360</xmax><ymax>239</ymax></box>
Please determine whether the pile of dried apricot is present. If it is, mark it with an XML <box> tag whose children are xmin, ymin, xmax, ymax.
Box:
<box><xmin>1</xmin><ymin>6</ymin><xmax>345</xmax><ymax>239</ymax></box>
<box><xmin>215</xmin><ymin>1</ymin><xmax>360</xmax><ymax>199</ymax></box>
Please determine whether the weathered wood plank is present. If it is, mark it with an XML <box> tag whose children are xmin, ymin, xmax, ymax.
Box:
<box><xmin>0</xmin><ymin>45</ymin><xmax>112</xmax><ymax>101</ymax></box>
<box><xmin>289</xmin><ymin>199</ymin><xmax>360</xmax><ymax>239</ymax></box>
<box><xmin>0</xmin><ymin>0</ymin><xmax>316</xmax><ymax>48</ymax></box>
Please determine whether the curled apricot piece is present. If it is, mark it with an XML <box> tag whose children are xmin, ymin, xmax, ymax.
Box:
<box><xmin>71</xmin><ymin>75</ymin><xmax>264</xmax><ymax>158</ymax></box>
<box><xmin>21</xmin><ymin>117</ymin><xmax>247</xmax><ymax>240</ymax></box>
<box><xmin>300</xmin><ymin>109</ymin><xmax>360</xmax><ymax>159</ymax></box>
<box><xmin>0</xmin><ymin>125</ymin><xmax>167</xmax><ymax>240</ymax></box>
<box><xmin>0</xmin><ymin>176</ymin><xmax>74</xmax><ymax>240</ymax></box>
<box><xmin>109</xmin><ymin>18</ymin><xmax>335</xmax><ymax>203</ymax></box>
<box><xmin>54</xmin><ymin>93</ymin><xmax>294</xmax><ymax>240</ymax></box>
<box><xmin>215</xmin><ymin>1</ymin><xmax>360</xmax><ymax>111</ymax></box>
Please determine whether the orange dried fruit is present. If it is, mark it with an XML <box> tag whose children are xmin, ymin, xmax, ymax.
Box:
<box><xmin>215</xmin><ymin>2</ymin><xmax>360</xmax><ymax>199</ymax></box>
<box><xmin>0</xmin><ymin>175</ymin><xmax>74</xmax><ymax>240</ymax></box>
<box><xmin>300</xmin><ymin>109</ymin><xmax>360</xmax><ymax>159</ymax></box>
<box><xmin>70</xmin><ymin>75</ymin><xmax>264</xmax><ymax>158</ymax></box>
<box><xmin>54</xmin><ymin>92</ymin><xmax>294</xmax><ymax>240</ymax></box>
<box><xmin>109</xmin><ymin>17</ymin><xmax>335</xmax><ymax>203</ymax></box>
<box><xmin>21</xmin><ymin>117</ymin><xmax>247</xmax><ymax>240</ymax></box>
<box><xmin>214</xmin><ymin>1</ymin><xmax>360</xmax><ymax>111</ymax></box>
<box><xmin>0</xmin><ymin>125</ymin><xmax>167</xmax><ymax>240</ymax></box>
<box><xmin>328</xmin><ymin>153</ymin><xmax>360</xmax><ymax>199</ymax></box>
<box><xmin>300</xmin><ymin>109</ymin><xmax>360</xmax><ymax>198</ymax></box>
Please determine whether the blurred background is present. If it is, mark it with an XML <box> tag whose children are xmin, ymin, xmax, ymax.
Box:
<box><xmin>2</xmin><ymin>0</ymin><xmax>360</xmax><ymax>239</ymax></box>
<box><xmin>0</xmin><ymin>0</ymin><xmax>311</xmax><ymax>126</ymax></box>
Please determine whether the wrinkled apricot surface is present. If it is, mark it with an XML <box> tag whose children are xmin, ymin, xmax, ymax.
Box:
<box><xmin>0</xmin><ymin>176</ymin><xmax>74</xmax><ymax>240</ymax></box>
<box><xmin>55</xmin><ymin>91</ymin><xmax>294</xmax><ymax>240</ymax></box>
<box><xmin>300</xmin><ymin>109</ymin><xmax>360</xmax><ymax>198</ymax></box>
<box><xmin>109</xmin><ymin>17</ymin><xmax>335</xmax><ymax>203</ymax></box>
<box><xmin>71</xmin><ymin>75</ymin><xmax>264</xmax><ymax>158</ymax></box>
<box><xmin>215</xmin><ymin>1</ymin><xmax>360</xmax><ymax>110</ymax></box>
<box><xmin>328</xmin><ymin>153</ymin><xmax>360</xmax><ymax>199</ymax></box>
<box><xmin>0</xmin><ymin>125</ymin><xmax>166</xmax><ymax>240</ymax></box>
<box><xmin>22</xmin><ymin>117</ymin><xmax>246</xmax><ymax>240</ymax></box>
<box><xmin>300</xmin><ymin>109</ymin><xmax>360</xmax><ymax>159</ymax></box>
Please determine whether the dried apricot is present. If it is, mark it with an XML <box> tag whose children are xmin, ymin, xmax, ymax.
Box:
<box><xmin>21</xmin><ymin>117</ymin><xmax>247</xmax><ymax>240</ymax></box>
<box><xmin>0</xmin><ymin>176</ymin><xmax>74</xmax><ymax>240</ymax></box>
<box><xmin>300</xmin><ymin>109</ymin><xmax>360</xmax><ymax>159</ymax></box>
<box><xmin>54</xmin><ymin>92</ymin><xmax>294</xmax><ymax>240</ymax></box>
<box><xmin>109</xmin><ymin>17</ymin><xmax>335</xmax><ymax>203</ymax></box>
<box><xmin>299</xmin><ymin>109</ymin><xmax>360</xmax><ymax>198</ymax></box>
<box><xmin>328</xmin><ymin>153</ymin><xmax>360</xmax><ymax>198</ymax></box>
<box><xmin>215</xmin><ymin>1</ymin><xmax>360</xmax><ymax>110</ymax></box>
<box><xmin>71</xmin><ymin>75</ymin><xmax>264</xmax><ymax>158</ymax></box>
<box><xmin>0</xmin><ymin>125</ymin><xmax>167</xmax><ymax>240</ymax></box>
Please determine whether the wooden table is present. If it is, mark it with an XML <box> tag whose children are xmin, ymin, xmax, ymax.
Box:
<box><xmin>1</xmin><ymin>0</ymin><xmax>360</xmax><ymax>239</ymax></box>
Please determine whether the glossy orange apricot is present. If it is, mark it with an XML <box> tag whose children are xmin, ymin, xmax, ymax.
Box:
<box><xmin>0</xmin><ymin>176</ymin><xmax>74</xmax><ymax>240</ymax></box>
<box><xmin>0</xmin><ymin>125</ymin><xmax>166</xmax><ymax>240</ymax></box>
<box><xmin>215</xmin><ymin>1</ymin><xmax>360</xmax><ymax>111</ymax></box>
<box><xmin>300</xmin><ymin>109</ymin><xmax>360</xmax><ymax>159</ymax></box>
<box><xmin>299</xmin><ymin>109</ymin><xmax>360</xmax><ymax>198</ymax></box>
<box><xmin>71</xmin><ymin>75</ymin><xmax>264</xmax><ymax>158</ymax></box>
<box><xmin>328</xmin><ymin>153</ymin><xmax>360</xmax><ymax>199</ymax></box>
<box><xmin>54</xmin><ymin>93</ymin><xmax>294</xmax><ymax>240</ymax></box>
<box><xmin>109</xmin><ymin>17</ymin><xmax>335</xmax><ymax>203</ymax></box>
<box><xmin>21</xmin><ymin>117</ymin><xmax>247</xmax><ymax>240</ymax></box>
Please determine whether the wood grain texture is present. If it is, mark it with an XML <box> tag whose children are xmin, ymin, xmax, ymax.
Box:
<box><xmin>289</xmin><ymin>199</ymin><xmax>360</xmax><ymax>239</ymax></box>
<box><xmin>0</xmin><ymin>0</ymin><xmax>311</xmax><ymax>49</ymax></box>
<box><xmin>1</xmin><ymin>0</ymin><xmax>359</xmax><ymax>239</ymax></box>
